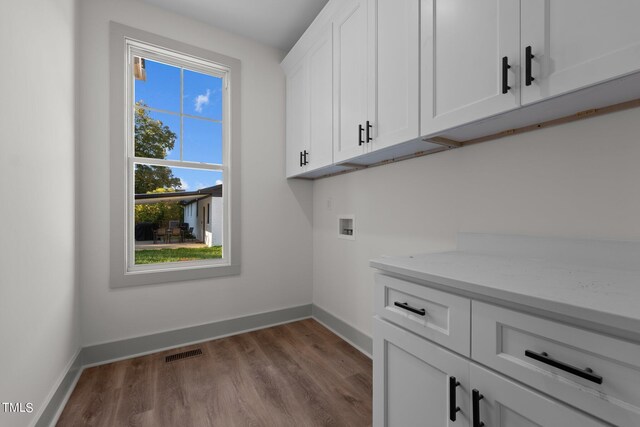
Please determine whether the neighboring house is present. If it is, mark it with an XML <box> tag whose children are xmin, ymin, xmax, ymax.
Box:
<box><xmin>183</xmin><ymin>186</ymin><xmax>223</xmax><ymax>247</ymax></box>
<box><xmin>135</xmin><ymin>184</ymin><xmax>223</xmax><ymax>247</ymax></box>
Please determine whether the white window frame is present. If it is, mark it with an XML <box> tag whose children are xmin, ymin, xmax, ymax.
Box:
<box><xmin>110</xmin><ymin>22</ymin><xmax>241</xmax><ymax>287</ymax></box>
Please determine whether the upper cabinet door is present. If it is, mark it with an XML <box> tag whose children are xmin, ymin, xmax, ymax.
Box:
<box><xmin>308</xmin><ymin>25</ymin><xmax>334</xmax><ymax>171</ymax></box>
<box><xmin>421</xmin><ymin>0</ymin><xmax>520</xmax><ymax>136</ymax></box>
<box><xmin>285</xmin><ymin>60</ymin><xmax>308</xmax><ymax>177</ymax></box>
<box><xmin>333</xmin><ymin>0</ymin><xmax>368</xmax><ymax>163</ymax></box>
<box><xmin>521</xmin><ymin>1</ymin><xmax>640</xmax><ymax>105</ymax></box>
<box><xmin>367</xmin><ymin>0</ymin><xmax>420</xmax><ymax>152</ymax></box>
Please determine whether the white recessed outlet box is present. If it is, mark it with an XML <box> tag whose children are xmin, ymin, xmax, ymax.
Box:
<box><xmin>338</xmin><ymin>215</ymin><xmax>355</xmax><ymax>240</ymax></box>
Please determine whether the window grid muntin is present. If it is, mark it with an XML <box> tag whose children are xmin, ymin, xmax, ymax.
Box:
<box><xmin>137</xmin><ymin>104</ymin><xmax>223</xmax><ymax>124</ymax></box>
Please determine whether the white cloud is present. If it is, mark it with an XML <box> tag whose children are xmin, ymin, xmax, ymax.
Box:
<box><xmin>215</xmin><ymin>179</ymin><xmax>223</xmax><ymax>185</ymax></box>
<box><xmin>194</xmin><ymin>89</ymin><xmax>211</xmax><ymax>113</ymax></box>
<box><xmin>179</xmin><ymin>178</ymin><xmax>189</xmax><ymax>190</ymax></box>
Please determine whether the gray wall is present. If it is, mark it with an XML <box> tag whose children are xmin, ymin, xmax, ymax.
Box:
<box><xmin>313</xmin><ymin>107</ymin><xmax>640</xmax><ymax>337</ymax></box>
<box><xmin>0</xmin><ymin>0</ymin><xmax>80</xmax><ymax>425</ymax></box>
<box><xmin>78</xmin><ymin>0</ymin><xmax>313</xmax><ymax>346</ymax></box>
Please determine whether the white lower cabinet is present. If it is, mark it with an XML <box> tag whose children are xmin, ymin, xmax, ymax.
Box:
<box><xmin>374</xmin><ymin>316</ymin><xmax>470</xmax><ymax>427</ymax></box>
<box><xmin>472</xmin><ymin>301</ymin><xmax>640</xmax><ymax>426</ymax></box>
<box><xmin>374</xmin><ymin>306</ymin><xmax>611</xmax><ymax>426</ymax></box>
<box><xmin>469</xmin><ymin>364</ymin><xmax>605</xmax><ymax>427</ymax></box>
<box><xmin>373</xmin><ymin>294</ymin><xmax>624</xmax><ymax>427</ymax></box>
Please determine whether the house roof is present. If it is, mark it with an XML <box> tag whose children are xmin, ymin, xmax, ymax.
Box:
<box><xmin>134</xmin><ymin>184</ymin><xmax>222</xmax><ymax>205</ymax></box>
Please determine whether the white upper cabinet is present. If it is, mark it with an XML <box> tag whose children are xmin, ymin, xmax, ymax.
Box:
<box><xmin>283</xmin><ymin>24</ymin><xmax>334</xmax><ymax>178</ymax></box>
<box><xmin>285</xmin><ymin>59</ymin><xmax>309</xmax><ymax>177</ymax></box>
<box><xmin>421</xmin><ymin>0</ymin><xmax>640</xmax><ymax>138</ymax></box>
<box><xmin>421</xmin><ymin>0</ymin><xmax>521</xmax><ymax>135</ymax></box>
<box><xmin>333</xmin><ymin>0</ymin><xmax>369</xmax><ymax>162</ymax></box>
<box><xmin>521</xmin><ymin>0</ymin><xmax>640</xmax><ymax>105</ymax></box>
<box><xmin>334</xmin><ymin>0</ymin><xmax>421</xmax><ymax>162</ymax></box>
<box><xmin>367</xmin><ymin>0</ymin><xmax>420</xmax><ymax>152</ymax></box>
<box><xmin>285</xmin><ymin>0</ymin><xmax>640</xmax><ymax>178</ymax></box>
<box><xmin>308</xmin><ymin>25</ymin><xmax>334</xmax><ymax>171</ymax></box>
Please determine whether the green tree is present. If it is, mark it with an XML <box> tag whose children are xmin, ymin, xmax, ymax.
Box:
<box><xmin>135</xmin><ymin>188</ymin><xmax>184</xmax><ymax>225</ymax></box>
<box><xmin>134</xmin><ymin>102</ymin><xmax>182</xmax><ymax>194</ymax></box>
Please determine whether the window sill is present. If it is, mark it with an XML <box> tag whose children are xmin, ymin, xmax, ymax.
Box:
<box><xmin>111</xmin><ymin>263</ymin><xmax>240</xmax><ymax>288</ymax></box>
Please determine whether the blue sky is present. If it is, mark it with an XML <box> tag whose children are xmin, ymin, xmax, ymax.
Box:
<box><xmin>135</xmin><ymin>59</ymin><xmax>223</xmax><ymax>192</ymax></box>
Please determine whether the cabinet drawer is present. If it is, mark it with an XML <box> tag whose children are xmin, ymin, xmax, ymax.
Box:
<box><xmin>470</xmin><ymin>363</ymin><xmax>606</xmax><ymax>427</ymax></box>
<box><xmin>375</xmin><ymin>274</ymin><xmax>470</xmax><ymax>356</ymax></box>
<box><xmin>473</xmin><ymin>301</ymin><xmax>640</xmax><ymax>427</ymax></box>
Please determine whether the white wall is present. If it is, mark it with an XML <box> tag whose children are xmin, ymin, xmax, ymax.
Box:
<box><xmin>0</xmin><ymin>0</ymin><xmax>80</xmax><ymax>426</ymax></box>
<box><xmin>207</xmin><ymin>197</ymin><xmax>223</xmax><ymax>246</ymax></box>
<box><xmin>79</xmin><ymin>0</ymin><xmax>313</xmax><ymax>346</ymax></box>
<box><xmin>313</xmin><ymin>107</ymin><xmax>640</xmax><ymax>338</ymax></box>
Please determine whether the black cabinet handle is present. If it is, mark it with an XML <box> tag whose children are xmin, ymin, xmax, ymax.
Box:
<box><xmin>358</xmin><ymin>124</ymin><xmax>364</xmax><ymax>146</ymax></box>
<box><xmin>501</xmin><ymin>56</ymin><xmax>511</xmax><ymax>94</ymax></box>
<box><xmin>299</xmin><ymin>151</ymin><xmax>303</xmax><ymax>167</ymax></box>
<box><xmin>525</xmin><ymin>46</ymin><xmax>535</xmax><ymax>86</ymax></box>
<box><xmin>393</xmin><ymin>301</ymin><xmax>426</xmax><ymax>316</ymax></box>
<box><xmin>366</xmin><ymin>120</ymin><xmax>373</xmax><ymax>142</ymax></box>
<box><xmin>472</xmin><ymin>389</ymin><xmax>484</xmax><ymax>427</ymax></box>
<box><xmin>524</xmin><ymin>350</ymin><xmax>603</xmax><ymax>384</ymax></box>
<box><xmin>303</xmin><ymin>150</ymin><xmax>309</xmax><ymax>165</ymax></box>
<box><xmin>449</xmin><ymin>376</ymin><xmax>461</xmax><ymax>422</ymax></box>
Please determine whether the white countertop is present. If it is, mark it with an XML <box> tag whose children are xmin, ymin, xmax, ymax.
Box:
<box><xmin>370</xmin><ymin>234</ymin><xmax>640</xmax><ymax>337</ymax></box>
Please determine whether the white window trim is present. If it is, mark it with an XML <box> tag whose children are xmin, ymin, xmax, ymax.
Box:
<box><xmin>110</xmin><ymin>22</ymin><xmax>241</xmax><ymax>288</ymax></box>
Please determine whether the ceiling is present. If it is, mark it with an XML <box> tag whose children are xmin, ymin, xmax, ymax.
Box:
<box><xmin>140</xmin><ymin>0</ymin><xmax>330</xmax><ymax>52</ymax></box>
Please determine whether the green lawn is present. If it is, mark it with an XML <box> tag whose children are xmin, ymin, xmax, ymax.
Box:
<box><xmin>135</xmin><ymin>246</ymin><xmax>222</xmax><ymax>264</ymax></box>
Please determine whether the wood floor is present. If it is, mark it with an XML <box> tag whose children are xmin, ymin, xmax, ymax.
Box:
<box><xmin>57</xmin><ymin>319</ymin><xmax>372</xmax><ymax>426</ymax></box>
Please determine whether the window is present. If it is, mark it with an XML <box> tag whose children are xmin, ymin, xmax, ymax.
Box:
<box><xmin>110</xmin><ymin>23</ymin><xmax>241</xmax><ymax>287</ymax></box>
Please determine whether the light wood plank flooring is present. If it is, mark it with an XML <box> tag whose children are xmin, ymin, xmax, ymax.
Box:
<box><xmin>57</xmin><ymin>319</ymin><xmax>372</xmax><ymax>426</ymax></box>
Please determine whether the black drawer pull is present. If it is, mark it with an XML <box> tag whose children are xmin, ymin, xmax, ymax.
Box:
<box><xmin>501</xmin><ymin>56</ymin><xmax>511</xmax><ymax>94</ymax></box>
<box><xmin>449</xmin><ymin>376</ymin><xmax>461</xmax><ymax>422</ymax></box>
<box><xmin>366</xmin><ymin>120</ymin><xmax>373</xmax><ymax>142</ymax></box>
<box><xmin>393</xmin><ymin>301</ymin><xmax>426</xmax><ymax>316</ymax></box>
<box><xmin>525</xmin><ymin>45</ymin><xmax>535</xmax><ymax>86</ymax></box>
<box><xmin>472</xmin><ymin>389</ymin><xmax>484</xmax><ymax>427</ymax></box>
<box><xmin>358</xmin><ymin>124</ymin><xmax>364</xmax><ymax>146</ymax></box>
<box><xmin>524</xmin><ymin>350</ymin><xmax>603</xmax><ymax>384</ymax></box>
